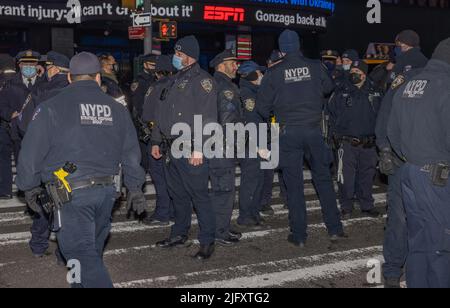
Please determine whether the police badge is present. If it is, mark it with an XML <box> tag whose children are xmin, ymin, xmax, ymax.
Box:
<box><xmin>223</xmin><ymin>90</ymin><xmax>234</xmax><ymax>100</ymax></box>
<box><xmin>391</xmin><ymin>75</ymin><xmax>405</xmax><ymax>90</ymax></box>
<box><xmin>244</xmin><ymin>98</ymin><xmax>256</xmax><ymax>112</ymax></box>
<box><xmin>130</xmin><ymin>82</ymin><xmax>139</xmax><ymax>92</ymax></box>
<box><xmin>201</xmin><ymin>79</ymin><xmax>213</xmax><ymax>93</ymax></box>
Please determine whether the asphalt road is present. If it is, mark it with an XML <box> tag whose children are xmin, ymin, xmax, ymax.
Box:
<box><xmin>0</xmin><ymin>168</ymin><xmax>391</xmax><ymax>289</ymax></box>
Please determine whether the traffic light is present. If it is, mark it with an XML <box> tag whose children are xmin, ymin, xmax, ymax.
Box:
<box><xmin>160</xmin><ymin>21</ymin><xmax>177</xmax><ymax>39</ymax></box>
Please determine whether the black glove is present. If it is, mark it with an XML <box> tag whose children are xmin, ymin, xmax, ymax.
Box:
<box><xmin>25</xmin><ymin>187</ymin><xmax>43</xmax><ymax>213</ymax></box>
<box><xmin>379</xmin><ymin>148</ymin><xmax>395</xmax><ymax>176</ymax></box>
<box><xmin>126</xmin><ymin>191</ymin><xmax>147</xmax><ymax>216</ymax></box>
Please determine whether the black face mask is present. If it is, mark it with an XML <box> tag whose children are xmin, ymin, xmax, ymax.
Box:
<box><xmin>350</xmin><ymin>73</ymin><xmax>364</xmax><ymax>85</ymax></box>
<box><xmin>244</xmin><ymin>71</ymin><xmax>259</xmax><ymax>82</ymax></box>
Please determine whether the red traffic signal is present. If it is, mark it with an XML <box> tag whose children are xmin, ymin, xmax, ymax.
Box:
<box><xmin>160</xmin><ymin>21</ymin><xmax>177</xmax><ymax>39</ymax></box>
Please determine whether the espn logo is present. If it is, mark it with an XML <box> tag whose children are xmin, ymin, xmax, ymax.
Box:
<box><xmin>204</xmin><ymin>6</ymin><xmax>245</xmax><ymax>22</ymax></box>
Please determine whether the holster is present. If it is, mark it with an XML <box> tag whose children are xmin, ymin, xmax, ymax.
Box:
<box><xmin>430</xmin><ymin>163</ymin><xmax>449</xmax><ymax>187</ymax></box>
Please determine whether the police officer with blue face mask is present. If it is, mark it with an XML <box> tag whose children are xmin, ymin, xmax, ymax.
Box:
<box><xmin>7</xmin><ymin>51</ymin><xmax>45</xmax><ymax>167</ymax></box>
<box><xmin>257</xmin><ymin>30</ymin><xmax>345</xmax><ymax>247</ymax></box>
<box><xmin>151</xmin><ymin>36</ymin><xmax>218</xmax><ymax>260</ymax></box>
<box><xmin>19</xmin><ymin>51</ymin><xmax>70</xmax><ymax>134</ymax></box>
<box><xmin>387</xmin><ymin>38</ymin><xmax>450</xmax><ymax>288</ymax></box>
<box><xmin>16</xmin><ymin>52</ymin><xmax>146</xmax><ymax>288</ymax></box>
<box><xmin>15</xmin><ymin>51</ymin><xmax>70</xmax><ymax>260</ymax></box>
<box><xmin>0</xmin><ymin>54</ymin><xmax>16</xmax><ymax>200</ymax></box>
<box><xmin>328</xmin><ymin>61</ymin><xmax>383</xmax><ymax>219</ymax></box>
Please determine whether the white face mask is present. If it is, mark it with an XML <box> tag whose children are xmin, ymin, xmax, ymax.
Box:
<box><xmin>255</xmin><ymin>74</ymin><xmax>263</xmax><ymax>86</ymax></box>
<box><xmin>343</xmin><ymin>64</ymin><xmax>351</xmax><ymax>71</ymax></box>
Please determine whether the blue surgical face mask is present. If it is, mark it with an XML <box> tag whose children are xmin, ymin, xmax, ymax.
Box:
<box><xmin>21</xmin><ymin>65</ymin><xmax>37</xmax><ymax>78</ymax></box>
<box><xmin>172</xmin><ymin>55</ymin><xmax>184</xmax><ymax>71</ymax></box>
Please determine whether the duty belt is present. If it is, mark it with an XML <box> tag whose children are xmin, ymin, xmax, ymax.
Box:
<box><xmin>70</xmin><ymin>176</ymin><xmax>115</xmax><ymax>191</ymax></box>
<box><xmin>341</xmin><ymin>136</ymin><xmax>376</xmax><ymax>148</ymax></box>
<box><xmin>420</xmin><ymin>163</ymin><xmax>449</xmax><ymax>187</ymax></box>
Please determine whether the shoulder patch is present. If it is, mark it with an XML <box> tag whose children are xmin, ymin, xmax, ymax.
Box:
<box><xmin>201</xmin><ymin>78</ymin><xmax>213</xmax><ymax>93</ymax></box>
<box><xmin>223</xmin><ymin>90</ymin><xmax>234</xmax><ymax>100</ymax></box>
<box><xmin>244</xmin><ymin>98</ymin><xmax>256</xmax><ymax>112</ymax></box>
<box><xmin>391</xmin><ymin>75</ymin><xmax>405</xmax><ymax>90</ymax></box>
<box><xmin>145</xmin><ymin>86</ymin><xmax>154</xmax><ymax>97</ymax></box>
<box><xmin>101</xmin><ymin>85</ymin><xmax>108</xmax><ymax>93</ymax></box>
<box><xmin>131</xmin><ymin>82</ymin><xmax>139</xmax><ymax>92</ymax></box>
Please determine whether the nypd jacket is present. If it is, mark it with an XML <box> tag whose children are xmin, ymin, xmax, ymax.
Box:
<box><xmin>151</xmin><ymin>63</ymin><xmax>218</xmax><ymax>150</ymax></box>
<box><xmin>388</xmin><ymin>59</ymin><xmax>450</xmax><ymax>166</ymax></box>
<box><xmin>239</xmin><ymin>78</ymin><xmax>263</xmax><ymax>125</ymax></box>
<box><xmin>375</xmin><ymin>69</ymin><xmax>422</xmax><ymax>150</ymax></box>
<box><xmin>18</xmin><ymin>73</ymin><xmax>69</xmax><ymax>134</ymax></box>
<box><xmin>130</xmin><ymin>72</ymin><xmax>156</xmax><ymax>119</ymax></box>
<box><xmin>327</xmin><ymin>80</ymin><xmax>382</xmax><ymax>138</ymax></box>
<box><xmin>16</xmin><ymin>80</ymin><xmax>145</xmax><ymax>192</ymax></box>
<box><xmin>257</xmin><ymin>51</ymin><xmax>335</xmax><ymax>127</ymax></box>
<box><xmin>392</xmin><ymin>48</ymin><xmax>428</xmax><ymax>80</ymax></box>
<box><xmin>214</xmin><ymin>71</ymin><xmax>243</xmax><ymax>126</ymax></box>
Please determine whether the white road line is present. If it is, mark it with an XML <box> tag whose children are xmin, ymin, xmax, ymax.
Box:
<box><xmin>105</xmin><ymin>217</ymin><xmax>381</xmax><ymax>257</ymax></box>
<box><xmin>0</xmin><ymin>194</ymin><xmax>387</xmax><ymax>246</ymax></box>
<box><xmin>114</xmin><ymin>246</ymin><xmax>383</xmax><ymax>288</ymax></box>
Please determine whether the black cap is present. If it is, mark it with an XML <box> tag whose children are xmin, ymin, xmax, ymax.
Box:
<box><xmin>396</xmin><ymin>30</ymin><xmax>420</xmax><ymax>48</ymax></box>
<box><xmin>46</xmin><ymin>51</ymin><xmax>70</xmax><ymax>69</ymax></box>
<box><xmin>174</xmin><ymin>35</ymin><xmax>200</xmax><ymax>61</ymax></box>
<box><xmin>155</xmin><ymin>55</ymin><xmax>174</xmax><ymax>72</ymax></box>
<box><xmin>70</xmin><ymin>52</ymin><xmax>101</xmax><ymax>75</ymax></box>
<box><xmin>351</xmin><ymin>60</ymin><xmax>369</xmax><ymax>75</ymax></box>
<box><xmin>209</xmin><ymin>49</ymin><xmax>237</xmax><ymax>68</ymax></box>
<box><xmin>0</xmin><ymin>54</ymin><xmax>15</xmax><ymax>71</ymax></box>
<box><xmin>432</xmin><ymin>37</ymin><xmax>450</xmax><ymax>65</ymax></box>
<box><xmin>321</xmin><ymin>50</ymin><xmax>339</xmax><ymax>60</ymax></box>
<box><xmin>342</xmin><ymin>49</ymin><xmax>359</xmax><ymax>62</ymax></box>
<box><xmin>142</xmin><ymin>54</ymin><xmax>157</xmax><ymax>65</ymax></box>
<box><xmin>16</xmin><ymin>50</ymin><xmax>40</xmax><ymax>63</ymax></box>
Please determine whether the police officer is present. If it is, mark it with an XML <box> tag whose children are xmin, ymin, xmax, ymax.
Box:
<box><xmin>260</xmin><ymin>53</ymin><xmax>289</xmax><ymax>212</ymax></box>
<box><xmin>130</xmin><ymin>54</ymin><xmax>157</xmax><ymax>119</ymax></box>
<box><xmin>391</xmin><ymin>30</ymin><xmax>428</xmax><ymax>82</ymax></box>
<box><xmin>7</xmin><ymin>50</ymin><xmax>45</xmax><ymax>164</ymax></box>
<box><xmin>17</xmin><ymin>51</ymin><xmax>71</xmax><ymax>259</ymax></box>
<box><xmin>207</xmin><ymin>50</ymin><xmax>244</xmax><ymax>245</ymax></box>
<box><xmin>99</xmin><ymin>54</ymin><xmax>126</xmax><ymax>105</ymax></box>
<box><xmin>375</xmin><ymin>31</ymin><xmax>428</xmax><ymax>288</ymax></box>
<box><xmin>387</xmin><ymin>38</ymin><xmax>450</xmax><ymax>288</ymax></box>
<box><xmin>130</xmin><ymin>54</ymin><xmax>158</xmax><ymax>173</ymax></box>
<box><xmin>257</xmin><ymin>30</ymin><xmax>345</xmax><ymax>247</ymax></box>
<box><xmin>19</xmin><ymin>51</ymin><xmax>70</xmax><ymax>134</ymax></box>
<box><xmin>16</xmin><ymin>52</ymin><xmax>146</xmax><ymax>288</ymax></box>
<box><xmin>0</xmin><ymin>54</ymin><xmax>16</xmax><ymax>200</ymax></box>
<box><xmin>320</xmin><ymin>50</ymin><xmax>339</xmax><ymax>75</ymax></box>
<box><xmin>238</xmin><ymin>61</ymin><xmax>276</xmax><ymax>217</ymax></box>
<box><xmin>332</xmin><ymin>49</ymin><xmax>359</xmax><ymax>86</ymax></box>
<box><xmin>141</xmin><ymin>55</ymin><xmax>174</xmax><ymax>225</ymax></box>
<box><xmin>328</xmin><ymin>61</ymin><xmax>382</xmax><ymax>219</ymax></box>
<box><xmin>151</xmin><ymin>36</ymin><xmax>217</xmax><ymax>260</ymax></box>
